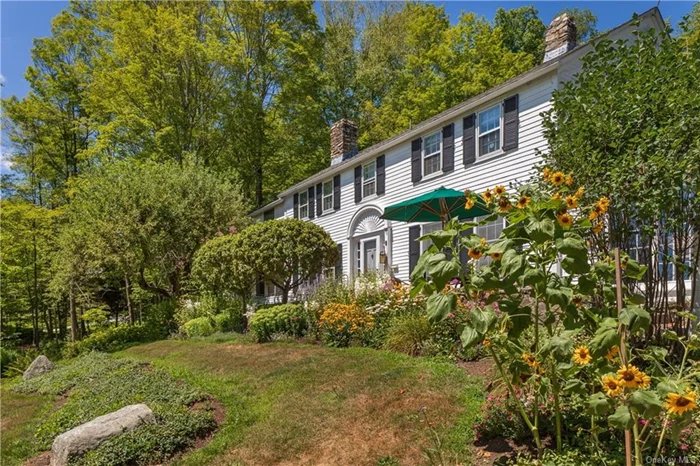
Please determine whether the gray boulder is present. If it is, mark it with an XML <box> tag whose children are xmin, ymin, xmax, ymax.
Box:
<box><xmin>23</xmin><ymin>355</ymin><xmax>54</xmax><ymax>380</ymax></box>
<box><xmin>50</xmin><ymin>404</ymin><xmax>155</xmax><ymax>466</ymax></box>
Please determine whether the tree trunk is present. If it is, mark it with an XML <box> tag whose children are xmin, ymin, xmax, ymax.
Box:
<box><xmin>69</xmin><ymin>285</ymin><xmax>79</xmax><ymax>343</ymax></box>
<box><xmin>125</xmin><ymin>274</ymin><xmax>134</xmax><ymax>325</ymax></box>
<box><xmin>32</xmin><ymin>228</ymin><xmax>40</xmax><ymax>347</ymax></box>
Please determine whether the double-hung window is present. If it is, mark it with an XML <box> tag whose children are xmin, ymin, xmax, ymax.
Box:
<box><xmin>423</xmin><ymin>132</ymin><xmax>441</xmax><ymax>176</ymax></box>
<box><xmin>322</xmin><ymin>180</ymin><xmax>333</xmax><ymax>212</ymax></box>
<box><xmin>478</xmin><ymin>104</ymin><xmax>502</xmax><ymax>157</ymax></box>
<box><xmin>363</xmin><ymin>161</ymin><xmax>376</xmax><ymax>198</ymax></box>
<box><xmin>299</xmin><ymin>191</ymin><xmax>308</xmax><ymax>219</ymax></box>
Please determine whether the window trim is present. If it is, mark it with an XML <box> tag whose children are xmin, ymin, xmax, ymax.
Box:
<box><xmin>476</xmin><ymin>103</ymin><xmax>503</xmax><ymax>159</ymax></box>
<box><xmin>362</xmin><ymin>160</ymin><xmax>376</xmax><ymax>199</ymax></box>
<box><xmin>298</xmin><ymin>190</ymin><xmax>309</xmax><ymax>219</ymax></box>
<box><xmin>322</xmin><ymin>180</ymin><xmax>333</xmax><ymax>213</ymax></box>
<box><xmin>422</xmin><ymin>131</ymin><xmax>442</xmax><ymax>177</ymax></box>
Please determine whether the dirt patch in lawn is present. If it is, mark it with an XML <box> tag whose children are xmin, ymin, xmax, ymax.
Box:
<box><xmin>458</xmin><ymin>357</ymin><xmax>495</xmax><ymax>378</ymax></box>
<box><xmin>21</xmin><ymin>451</ymin><xmax>50</xmax><ymax>466</ymax></box>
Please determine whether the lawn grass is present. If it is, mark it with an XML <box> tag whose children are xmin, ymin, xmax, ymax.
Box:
<box><xmin>120</xmin><ymin>333</ymin><xmax>484</xmax><ymax>466</ymax></box>
<box><xmin>0</xmin><ymin>384</ymin><xmax>54</xmax><ymax>465</ymax></box>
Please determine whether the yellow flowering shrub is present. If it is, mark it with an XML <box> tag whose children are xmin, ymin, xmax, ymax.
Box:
<box><xmin>319</xmin><ymin>302</ymin><xmax>374</xmax><ymax>347</ymax></box>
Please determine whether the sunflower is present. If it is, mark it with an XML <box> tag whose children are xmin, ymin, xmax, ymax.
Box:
<box><xmin>483</xmin><ymin>189</ymin><xmax>494</xmax><ymax>203</ymax></box>
<box><xmin>592</xmin><ymin>221</ymin><xmax>604</xmax><ymax>234</ymax></box>
<box><xmin>605</xmin><ymin>346</ymin><xmax>619</xmax><ymax>361</ymax></box>
<box><xmin>557</xmin><ymin>212</ymin><xmax>574</xmax><ymax>229</ymax></box>
<box><xmin>565</xmin><ymin>175</ymin><xmax>574</xmax><ymax>186</ymax></box>
<box><xmin>572</xmin><ymin>295</ymin><xmax>583</xmax><ymax>307</ymax></box>
<box><xmin>552</xmin><ymin>192</ymin><xmax>562</xmax><ymax>201</ymax></box>
<box><xmin>617</xmin><ymin>365</ymin><xmax>643</xmax><ymax>388</ymax></box>
<box><xmin>483</xmin><ymin>339</ymin><xmax>492</xmax><ymax>347</ymax></box>
<box><xmin>480</xmin><ymin>237</ymin><xmax>487</xmax><ymax>247</ymax></box>
<box><xmin>468</xmin><ymin>248</ymin><xmax>483</xmax><ymax>260</ymax></box>
<box><xmin>497</xmin><ymin>196</ymin><xmax>512</xmax><ymax>212</ymax></box>
<box><xmin>565</xmin><ymin>195</ymin><xmax>578</xmax><ymax>209</ymax></box>
<box><xmin>522</xmin><ymin>353</ymin><xmax>539</xmax><ymax>368</ymax></box>
<box><xmin>601</xmin><ymin>375</ymin><xmax>624</xmax><ymax>397</ymax></box>
<box><xmin>598</xmin><ymin>196</ymin><xmax>610</xmax><ymax>209</ymax></box>
<box><xmin>635</xmin><ymin>371</ymin><xmax>651</xmax><ymax>389</ymax></box>
<box><xmin>494</xmin><ymin>185</ymin><xmax>506</xmax><ymax>196</ymax></box>
<box><xmin>516</xmin><ymin>195</ymin><xmax>531</xmax><ymax>209</ymax></box>
<box><xmin>550</xmin><ymin>171</ymin><xmax>566</xmax><ymax>186</ymax></box>
<box><xmin>490</xmin><ymin>252</ymin><xmax>502</xmax><ymax>261</ymax></box>
<box><xmin>574</xmin><ymin>187</ymin><xmax>585</xmax><ymax>199</ymax></box>
<box><xmin>573</xmin><ymin>346</ymin><xmax>592</xmax><ymax>365</ymax></box>
<box><xmin>543</xmin><ymin>167</ymin><xmax>552</xmax><ymax>179</ymax></box>
<box><xmin>665</xmin><ymin>390</ymin><xmax>698</xmax><ymax>416</ymax></box>
<box><xmin>465</xmin><ymin>197</ymin><xmax>475</xmax><ymax>210</ymax></box>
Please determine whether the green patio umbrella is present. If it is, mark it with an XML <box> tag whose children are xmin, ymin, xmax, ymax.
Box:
<box><xmin>380</xmin><ymin>186</ymin><xmax>490</xmax><ymax>226</ymax></box>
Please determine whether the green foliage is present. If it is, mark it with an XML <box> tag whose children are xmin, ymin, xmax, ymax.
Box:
<box><xmin>63</xmin><ymin>325</ymin><xmax>165</xmax><ymax>358</ymax></box>
<box><xmin>383</xmin><ymin>314</ymin><xmax>432</xmax><ymax>356</ymax></box>
<box><xmin>183</xmin><ymin>317</ymin><xmax>216</xmax><ymax>338</ymax></box>
<box><xmin>235</xmin><ymin>219</ymin><xmax>338</xmax><ymax>304</ymax></box>
<box><xmin>494</xmin><ymin>6</ymin><xmax>546</xmax><ymax>60</ymax></box>
<box><xmin>12</xmin><ymin>353</ymin><xmax>215</xmax><ymax>465</ymax></box>
<box><xmin>249</xmin><ymin>304</ymin><xmax>308</xmax><ymax>343</ymax></box>
<box><xmin>554</xmin><ymin>7</ymin><xmax>598</xmax><ymax>43</ymax></box>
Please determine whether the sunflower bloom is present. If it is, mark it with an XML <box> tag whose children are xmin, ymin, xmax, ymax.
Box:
<box><xmin>468</xmin><ymin>248</ymin><xmax>482</xmax><ymax>260</ymax></box>
<box><xmin>543</xmin><ymin>168</ymin><xmax>552</xmax><ymax>179</ymax></box>
<box><xmin>552</xmin><ymin>192</ymin><xmax>562</xmax><ymax>201</ymax></box>
<box><xmin>517</xmin><ymin>196</ymin><xmax>531</xmax><ymax>209</ymax></box>
<box><xmin>601</xmin><ymin>375</ymin><xmax>624</xmax><ymax>397</ymax></box>
<box><xmin>665</xmin><ymin>390</ymin><xmax>698</xmax><ymax>416</ymax></box>
<box><xmin>617</xmin><ymin>365</ymin><xmax>643</xmax><ymax>388</ymax></box>
<box><xmin>635</xmin><ymin>371</ymin><xmax>651</xmax><ymax>389</ymax></box>
<box><xmin>565</xmin><ymin>175</ymin><xmax>574</xmax><ymax>186</ymax></box>
<box><xmin>494</xmin><ymin>185</ymin><xmax>506</xmax><ymax>196</ymax></box>
<box><xmin>557</xmin><ymin>212</ymin><xmax>574</xmax><ymax>229</ymax></box>
<box><xmin>605</xmin><ymin>346</ymin><xmax>619</xmax><ymax>361</ymax></box>
<box><xmin>573</xmin><ymin>346</ymin><xmax>592</xmax><ymax>365</ymax></box>
<box><xmin>574</xmin><ymin>187</ymin><xmax>585</xmax><ymax>199</ymax></box>
<box><xmin>497</xmin><ymin>196</ymin><xmax>512</xmax><ymax>212</ymax></box>
<box><xmin>483</xmin><ymin>189</ymin><xmax>494</xmax><ymax>203</ymax></box>
<box><xmin>465</xmin><ymin>198</ymin><xmax>475</xmax><ymax>210</ymax></box>
<box><xmin>522</xmin><ymin>353</ymin><xmax>539</xmax><ymax>368</ymax></box>
<box><xmin>483</xmin><ymin>339</ymin><xmax>492</xmax><ymax>347</ymax></box>
<box><xmin>490</xmin><ymin>252</ymin><xmax>502</xmax><ymax>261</ymax></box>
<box><xmin>565</xmin><ymin>195</ymin><xmax>578</xmax><ymax>209</ymax></box>
<box><xmin>592</xmin><ymin>221</ymin><xmax>604</xmax><ymax>234</ymax></box>
<box><xmin>550</xmin><ymin>171</ymin><xmax>566</xmax><ymax>186</ymax></box>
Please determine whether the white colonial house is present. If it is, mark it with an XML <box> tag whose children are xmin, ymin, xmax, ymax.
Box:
<box><xmin>250</xmin><ymin>9</ymin><xmax>666</xmax><ymax>301</ymax></box>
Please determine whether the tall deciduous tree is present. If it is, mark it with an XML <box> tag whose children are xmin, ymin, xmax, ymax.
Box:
<box><xmin>542</xmin><ymin>24</ymin><xmax>700</xmax><ymax>339</ymax></box>
<box><xmin>554</xmin><ymin>7</ymin><xmax>598</xmax><ymax>43</ymax></box>
<box><xmin>494</xmin><ymin>6</ymin><xmax>547</xmax><ymax>61</ymax></box>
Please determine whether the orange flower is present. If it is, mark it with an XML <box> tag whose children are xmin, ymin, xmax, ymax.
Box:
<box><xmin>497</xmin><ymin>196</ymin><xmax>512</xmax><ymax>212</ymax></box>
<box><xmin>543</xmin><ymin>168</ymin><xmax>552</xmax><ymax>179</ymax></box>
<box><xmin>557</xmin><ymin>212</ymin><xmax>573</xmax><ymax>229</ymax></box>
<box><xmin>490</xmin><ymin>252</ymin><xmax>502</xmax><ymax>260</ymax></box>
<box><xmin>550</xmin><ymin>171</ymin><xmax>566</xmax><ymax>186</ymax></box>
<box><xmin>468</xmin><ymin>248</ymin><xmax>482</xmax><ymax>260</ymax></box>
<box><xmin>574</xmin><ymin>187</ymin><xmax>585</xmax><ymax>199</ymax></box>
<box><xmin>605</xmin><ymin>346</ymin><xmax>619</xmax><ymax>361</ymax></box>
<box><xmin>565</xmin><ymin>174</ymin><xmax>574</xmax><ymax>186</ymax></box>
<box><xmin>494</xmin><ymin>185</ymin><xmax>506</xmax><ymax>196</ymax></box>
<box><xmin>465</xmin><ymin>197</ymin><xmax>475</xmax><ymax>210</ymax></box>
<box><xmin>552</xmin><ymin>192</ymin><xmax>562</xmax><ymax>201</ymax></box>
<box><xmin>517</xmin><ymin>195</ymin><xmax>531</xmax><ymax>209</ymax></box>
<box><xmin>565</xmin><ymin>195</ymin><xmax>578</xmax><ymax>209</ymax></box>
<box><xmin>592</xmin><ymin>221</ymin><xmax>604</xmax><ymax>234</ymax></box>
<box><xmin>483</xmin><ymin>189</ymin><xmax>494</xmax><ymax>203</ymax></box>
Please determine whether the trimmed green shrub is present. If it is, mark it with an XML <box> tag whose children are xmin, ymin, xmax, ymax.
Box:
<box><xmin>213</xmin><ymin>313</ymin><xmax>235</xmax><ymax>332</ymax></box>
<box><xmin>249</xmin><ymin>304</ymin><xmax>307</xmax><ymax>342</ymax></box>
<box><xmin>63</xmin><ymin>324</ymin><xmax>165</xmax><ymax>358</ymax></box>
<box><xmin>183</xmin><ymin>317</ymin><xmax>215</xmax><ymax>337</ymax></box>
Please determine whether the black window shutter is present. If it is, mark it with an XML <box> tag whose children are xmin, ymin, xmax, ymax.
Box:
<box><xmin>293</xmin><ymin>193</ymin><xmax>299</xmax><ymax>218</ymax></box>
<box><xmin>376</xmin><ymin>154</ymin><xmax>386</xmax><ymax>195</ymax></box>
<box><xmin>411</xmin><ymin>138</ymin><xmax>422</xmax><ymax>183</ymax></box>
<box><xmin>333</xmin><ymin>175</ymin><xmax>341</xmax><ymax>210</ymax></box>
<box><xmin>409</xmin><ymin>225</ymin><xmax>421</xmax><ymax>276</ymax></box>
<box><xmin>503</xmin><ymin>94</ymin><xmax>519</xmax><ymax>151</ymax></box>
<box><xmin>463</xmin><ymin>114</ymin><xmax>476</xmax><ymax>165</ymax></box>
<box><xmin>458</xmin><ymin>220</ymin><xmax>474</xmax><ymax>269</ymax></box>
<box><xmin>256</xmin><ymin>276</ymin><xmax>265</xmax><ymax>297</ymax></box>
<box><xmin>442</xmin><ymin>123</ymin><xmax>454</xmax><ymax>173</ymax></box>
<box><xmin>335</xmin><ymin>243</ymin><xmax>343</xmax><ymax>279</ymax></box>
<box><xmin>308</xmin><ymin>186</ymin><xmax>315</xmax><ymax>219</ymax></box>
<box><xmin>354</xmin><ymin>166</ymin><xmax>362</xmax><ymax>203</ymax></box>
<box><xmin>316</xmin><ymin>183</ymin><xmax>322</xmax><ymax>216</ymax></box>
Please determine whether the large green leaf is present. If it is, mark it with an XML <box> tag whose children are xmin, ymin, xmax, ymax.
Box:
<box><xmin>588</xmin><ymin>393</ymin><xmax>611</xmax><ymax>416</ymax></box>
<box><xmin>545</xmin><ymin>334</ymin><xmax>574</xmax><ymax>361</ymax></box>
<box><xmin>561</xmin><ymin>255</ymin><xmax>591</xmax><ymax>275</ymax></box>
<box><xmin>619</xmin><ymin>305</ymin><xmax>651</xmax><ymax>334</ymax></box>
<box><xmin>556</xmin><ymin>235</ymin><xmax>587</xmax><ymax>258</ymax></box>
<box><xmin>500</xmin><ymin>249</ymin><xmax>525</xmax><ymax>277</ymax></box>
<box><xmin>624</xmin><ymin>258</ymin><xmax>647</xmax><ymax>280</ymax></box>
<box><xmin>470</xmin><ymin>307</ymin><xmax>497</xmax><ymax>334</ymax></box>
<box><xmin>428</xmin><ymin>257</ymin><xmax>461</xmax><ymax>291</ymax></box>
<box><xmin>589</xmin><ymin>318</ymin><xmax>620</xmax><ymax>357</ymax></box>
<box><xmin>461</xmin><ymin>326</ymin><xmax>481</xmax><ymax>348</ymax></box>
<box><xmin>525</xmin><ymin>217</ymin><xmax>555</xmax><ymax>242</ymax></box>
<box><xmin>629</xmin><ymin>390</ymin><xmax>663</xmax><ymax>419</ymax></box>
<box><xmin>426</xmin><ymin>293</ymin><xmax>457</xmax><ymax>322</ymax></box>
<box><xmin>608</xmin><ymin>405</ymin><xmax>633</xmax><ymax>430</ymax></box>
<box><xmin>418</xmin><ymin>229</ymin><xmax>456</xmax><ymax>250</ymax></box>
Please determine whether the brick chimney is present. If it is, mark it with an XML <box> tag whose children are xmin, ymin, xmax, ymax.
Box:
<box><xmin>330</xmin><ymin>119</ymin><xmax>358</xmax><ymax>166</ymax></box>
<box><xmin>543</xmin><ymin>14</ymin><xmax>577</xmax><ymax>62</ymax></box>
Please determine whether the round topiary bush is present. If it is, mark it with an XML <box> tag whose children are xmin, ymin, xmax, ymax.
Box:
<box><xmin>248</xmin><ymin>304</ymin><xmax>307</xmax><ymax>342</ymax></box>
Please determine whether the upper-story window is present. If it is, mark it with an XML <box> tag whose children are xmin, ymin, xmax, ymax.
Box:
<box><xmin>478</xmin><ymin>104</ymin><xmax>502</xmax><ymax>156</ymax></box>
<box><xmin>299</xmin><ymin>191</ymin><xmax>309</xmax><ymax>219</ymax></box>
<box><xmin>363</xmin><ymin>161</ymin><xmax>376</xmax><ymax>198</ymax></box>
<box><xmin>322</xmin><ymin>180</ymin><xmax>333</xmax><ymax>212</ymax></box>
<box><xmin>263</xmin><ymin>209</ymin><xmax>274</xmax><ymax>221</ymax></box>
<box><xmin>423</xmin><ymin>131</ymin><xmax>442</xmax><ymax>176</ymax></box>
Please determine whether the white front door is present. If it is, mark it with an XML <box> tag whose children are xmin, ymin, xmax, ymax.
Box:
<box><xmin>356</xmin><ymin>236</ymin><xmax>379</xmax><ymax>275</ymax></box>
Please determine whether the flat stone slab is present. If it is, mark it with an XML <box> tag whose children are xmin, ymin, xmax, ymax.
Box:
<box><xmin>23</xmin><ymin>355</ymin><xmax>54</xmax><ymax>380</ymax></box>
<box><xmin>50</xmin><ymin>404</ymin><xmax>155</xmax><ymax>466</ymax></box>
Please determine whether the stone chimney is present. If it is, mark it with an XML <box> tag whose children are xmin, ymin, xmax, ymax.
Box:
<box><xmin>543</xmin><ymin>14</ymin><xmax>577</xmax><ymax>62</ymax></box>
<box><xmin>330</xmin><ymin>119</ymin><xmax>358</xmax><ymax>166</ymax></box>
